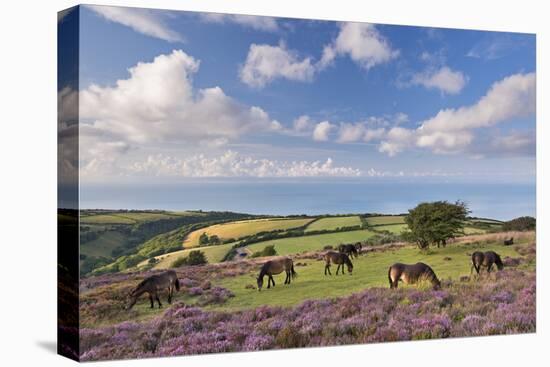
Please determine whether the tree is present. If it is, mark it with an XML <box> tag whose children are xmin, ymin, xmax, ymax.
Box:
<box><xmin>208</xmin><ymin>235</ymin><xmax>221</xmax><ymax>246</ymax></box>
<box><xmin>502</xmin><ymin>216</ymin><xmax>536</xmax><ymax>231</ymax></box>
<box><xmin>187</xmin><ymin>250</ymin><xmax>207</xmax><ymax>265</ymax></box>
<box><xmin>403</xmin><ymin>201</ymin><xmax>469</xmax><ymax>249</ymax></box>
<box><xmin>199</xmin><ymin>232</ymin><xmax>209</xmax><ymax>246</ymax></box>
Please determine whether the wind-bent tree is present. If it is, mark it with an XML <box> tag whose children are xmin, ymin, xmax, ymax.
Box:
<box><xmin>403</xmin><ymin>201</ymin><xmax>469</xmax><ymax>249</ymax></box>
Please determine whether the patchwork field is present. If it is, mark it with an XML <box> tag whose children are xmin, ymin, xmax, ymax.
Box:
<box><xmin>142</xmin><ymin>243</ymin><xmax>236</xmax><ymax>269</ymax></box>
<box><xmin>183</xmin><ymin>218</ymin><xmax>314</xmax><ymax>248</ymax></box>
<box><xmin>366</xmin><ymin>215</ymin><xmax>406</xmax><ymax>226</ymax></box>
<box><xmin>246</xmin><ymin>229</ymin><xmax>376</xmax><ymax>255</ymax></box>
<box><xmin>305</xmin><ymin>216</ymin><xmax>361</xmax><ymax>232</ymax></box>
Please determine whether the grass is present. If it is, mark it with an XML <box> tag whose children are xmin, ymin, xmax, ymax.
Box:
<box><xmin>183</xmin><ymin>218</ymin><xmax>314</xmax><ymax>248</ymax></box>
<box><xmin>373</xmin><ymin>223</ymin><xmax>407</xmax><ymax>234</ymax></box>
<box><xmin>246</xmin><ymin>229</ymin><xmax>376</xmax><ymax>256</ymax></box>
<box><xmin>366</xmin><ymin>215</ymin><xmax>405</xmax><ymax>226</ymax></box>
<box><xmin>80</xmin><ymin>231</ymin><xmax>127</xmax><ymax>258</ymax></box>
<box><xmin>214</xmin><ymin>234</ymin><xmax>534</xmax><ymax>311</ymax></box>
<box><xmin>305</xmin><ymin>216</ymin><xmax>361</xmax><ymax>232</ymax></box>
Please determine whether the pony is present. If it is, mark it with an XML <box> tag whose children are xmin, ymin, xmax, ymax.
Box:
<box><xmin>324</xmin><ymin>251</ymin><xmax>354</xmax><ymax>275</ymax></box>
<box><xmin>388</xmin><ymin>262</ymin><xmax>441</xmax><ymax>290</ymax></box>
<box><xmin>503</xmin><ymin>237</ymin><xmax>514</xmax><ymax>246</ymax></box>
<box><xmin>256</xmin><ymin>257</ymin><xmax>297</xmax><ymax>291</ymax></box>
<box><xmin>471</xmin><ymin>251</ymin><xmax>504</xmax><ymax>275</ymax></box>
<box><xmin>354</xmin><ymin>242</ymin><xmax>363</xmax><ymax>253</ymax></box>
<box><xmin>125</xmin><ymin>270</ymin><xmax>180</xmax><ymax>310</ymax></box>
<box><xmin>338</xmin><ymin>243</ymin><xmax>358</xmax><ymax>259</ymax></box>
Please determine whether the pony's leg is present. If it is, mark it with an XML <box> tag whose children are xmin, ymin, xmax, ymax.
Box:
<box><xmin>149</xmin><ymin>294</ymin><xmax>154</xmax><ymax>309</ymax></box>
<box><xmin>155</xmin><ymin>293</ymin><xmax>162</xmax><ymax>308</ymax></box>
<box><xmin>336</xmin><ymin>264</ymin><xmax>341</xmax><ymax>275</ymax></box>
<box><xmin>326</xmin><ymin>264</ymin><xmax>332</xmax><ymax>276</ymax></box>
<box><xmin>168</xmin><ymin>287</ymin><xmax>172</xmax><ymax>303</ymax></box>
<box><xmin>271</xmin><ymin>275</ymin><xmax>276</xmax><ymax>287</ymax></box>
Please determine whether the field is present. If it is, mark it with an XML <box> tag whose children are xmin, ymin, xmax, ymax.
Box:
<box><xmin>373</xmin><ymin>223</ymin><xmax>407</xmax><ymax>234</ymax></box>
<box><xmin>305</xmin><ymin>216</ymin><xmax>361</xmax><ymax>232</ymax></box>
<box><xmin>79</xmin><ymin>231</ymin><xmax>536</xmax><ymax>360</ymax></box>
<box><xmin>80</xmin><ymin>211</ymin><xmax>194</xmax><ymax>225</ymax></box>
<box><xmin>246</xmin><ymin>229</ymin><xmax>376</xmax><ymax>256</ymax></box>
<box><xmin>141</xmin><ymin>243</ymin><xmax>236</xmax><ymax>269</ymax></box>
<box><xmin>366</xmin><ymin>215</ymin><xmax>406</xmax><ymax>226</ymax></box>
<box><xmin>183</xmin><ymin>218</ymin><xmax>314</xmax><ymax>248</ymax></box>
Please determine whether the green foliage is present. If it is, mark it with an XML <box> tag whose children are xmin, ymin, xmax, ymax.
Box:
<box><xmin>171</xmin><ymin>250</ymin><xmax>208</xmax><ymax>268</ymax></box>
<box><xmin>251</xmin><ymin>245</ymin><xmax>277</xmax><ymax>258</ymax></box>
<box><xmin>403</xmin><ymin>201</ymin><xmax>469</xmax><ymax>249</ymax></box>
<box><xmin>199</xmin><ymin>232</ymin><xmax>209</xmax><ymax>246</ymax></box>
<box><xmin>502</xmin><ymin>216</ymin><xmax>536</xmax><ymax>232</ymax></box>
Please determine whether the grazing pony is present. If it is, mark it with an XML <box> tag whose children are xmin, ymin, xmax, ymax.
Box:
<box><xmin>324</xmin><ymin>251</ymin><xmax>354</xmax><ymax>275</ymax></box>
<box><xmin>503</xmin><ymin>237</ymin><xmax>514</xmax><ymax>246</ymax></box>
<box><xmin>388</xmin><ymin>262</ymin><xmax>441</xmax><ymax>290</ymax></box>
<box><xmin>354</xmin><ymin>242</ymin><xmax>363</xmax><ymax>252</ymax></box>
<box><xmin>256</xmin><ymin>257</ymin><xmax>297</xmax><ymax>291</ymax></box>
<box><xmin>338</xmin><ymin>244</ymin><xmax>358</xmax><ymax>259</ymax></box>
<box><xmin>125</xmin><ymin>270</ymin><xmax>180</xmax><ymax>310</ymax></box>
<box><xmin>470</xmin><ymin>251</ymin><xmax>504</xmax><ymax>275</ymax></box>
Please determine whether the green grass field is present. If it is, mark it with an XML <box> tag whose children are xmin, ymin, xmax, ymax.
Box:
<box><xmin>183</xmin><ymin>218</ymin><xmax>314</xmax><ymax>248</ymax></box>
<box><xmin>80</xmin><ymin>211</ymin><xmax>193</xmax><ymax>225</ymax></box>
<box><xmin>305</xmin><ymin>216</ymin><xmax>361</xmax><ymax>232</ymax></box>
<box><xmin>373</xmin><ymin>223</ymin><xmax>407</xmax><ymax>234</ymax></box>
<box><xmin>246</xmin><ymin>229</ymin><xmax>376</xmax><ymax>256</ymax></box>
<box><xmin>144</xmin><ymin>243</ymin><xmax>236</xmax><ymax>269</ymax></box>
<box><xmin>366</xmin><ymin>215</ymin><xmax>405</xmax><ymax>226</ymax></box>
<box><xmin>214</xmin><ymin>234</ymin><xmax>534</xmax><ymax>310</ymax></box>
<box><xmin>81</xmin><ymin>231</ymin><xmax>127</xmax><ymax>258</ymax></box>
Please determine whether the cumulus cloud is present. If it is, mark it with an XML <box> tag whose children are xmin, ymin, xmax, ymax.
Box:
<box><xmin>332</xmin><ymin>113</ymin><xmax>408</xmax><ymax>144</ymax></box>
<box><xmin>312</xmin><ymin>121</ymin><xmax>335</xmax><ymax>141</ymax></box>
<box><xmin>411</xmin><ymin>66</ymin><xmax>468</xmax><ymax>95</ymax></box>
<box><xmin>240</xmin><ymin>42</ymin><xmax>316</xmax><ymax>88</ymax></box>
<box><xmin>199</xmin><ymin>13</ymin><xmax>278</xmax><ymax>32</ymax></box>
<box><xmin>377</xmin><ymin>72</ymin><xmax>536</xmax><ymax>156</ymax></box>
<box><xmin>318</xmin><ymin>22</ymin><xmax>399</xmax><ymax>70</ymax></box>
<box><xmin>87</xmin><ymin>5</ymin><xmax>183</xmax><ymax>42</ymax></box>
<box><xmin>80</xmin><ymin>50</ymin><xmax>279</xmax><ymax>145</ymax></box>
<box><xmin>105</xmin><ymin>151</ymin><xmax>362</xmax><ymax>178</ymax></box>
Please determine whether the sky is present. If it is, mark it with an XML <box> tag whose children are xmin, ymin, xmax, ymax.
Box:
<box><xmin>59</xmin><ymin>5</ymin><xmax>536</xmax><ymax>185</ymax></box>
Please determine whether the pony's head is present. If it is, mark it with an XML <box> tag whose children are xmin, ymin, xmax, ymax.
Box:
<box><xmin>432</xmin><ymin>278</ymin><xmax>442</xmax><ymax>290</ymax></box>
<box><xmin>346</xmin><ymin>259</ymin><xmax>354</xmax><ymax>275</ymax></box>
<box><xmin>124</xmin><ymin>291</ymin><xmax>138</xmax><ymax>310</ymax></box>
<box><xmin>495</xmin><ymin>254</ymin><xmax>504</xmax><ymax>270</ymax></box>
<box><xmin>256</xmin><ymin>276</ymin><xmax>263</xmax><ymax>291</ymax></box>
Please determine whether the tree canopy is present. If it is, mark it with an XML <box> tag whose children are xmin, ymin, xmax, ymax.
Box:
<box><xmin>403</xmin><ymin>201</ymin><xmax>470</xmax><ymax>249</ymax></box>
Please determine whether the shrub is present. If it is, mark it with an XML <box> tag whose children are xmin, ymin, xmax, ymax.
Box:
<box><xmin>171</xmin><ymin>250</ymin><xmax>207</xmax><ymax>268</ymax></box>
<box><xmin>251</xmin><ymin>245</ymin><xmax>277</xmax><ymax>258</ymax></box>
<box><xmin>502</xmin><ymin>216</ymin><xmax>536</xmax><ymax>232</ymax></box>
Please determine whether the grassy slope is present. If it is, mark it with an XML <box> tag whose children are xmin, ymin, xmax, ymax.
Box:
<box><xmin>145</xmin><ymin>243</ymin><xmax>235</xmax><ymax>269</ymax></box>
<box><xmin>366</xmin><ymin>215</ymin><xmax>406</xmax><ymax>225</ymax></box>
<box><xmin>373</xmin><ymin>223</ymin><xmax>407</xmax><ymax>234</ymax></box>
<box><xmin>246</xmin><ymin>229</ymin><xmax>376</xmax><ymax>255</ymax></box>
<box><xmin>183</xmin><ymin>218</ymin><xmax>314</xmax><ymax>248</ymax></box>
<box><xmin>214</xmin><ymin>233</ymin><xmax>534</xmax><ymax>310</ymax></box>
<box><xmin>80</xmin><ymin>211</ymin><xmax>194</xmax><ymax>225</ymax></box>
<box><xmin>305</xmin><ymin>216</ymin><xmax>361</xmax><ymax>232</ymax></box>
<box><xmin>81</xmin><ymin>231</ymin><xmax>126</xmax><ymax>258</ymax></box>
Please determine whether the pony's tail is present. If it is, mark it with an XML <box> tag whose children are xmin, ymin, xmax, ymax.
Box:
<box><xmin>291</xmin><ymin>264</ymin><xmax>298</xmax><ymax>279</ymax></box>
<box><xmin>175</xmin><ymin>278</ymin><xmax>180</xmax><ymax>291</ymax></box>
<box><xmin>388</xmin><ymin>266</ymin><xmax>393</xmax><ymax>288</ymax></box>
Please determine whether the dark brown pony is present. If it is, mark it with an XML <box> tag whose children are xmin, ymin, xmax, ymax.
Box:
<box><xmin>503</xmin><ymin>237</ymin><xmax>514</xmax><ymax>246</ymax></box>
<box><xmin>338</xmin><ymin>244</ymin><xmax>358</xmax><ymax>259</ymax></box>
<box><xmin>257</xmin><ymin>257</ymin><xmax>297</xmax><ymax>291</ymax></box>
<box><xmin>324</xmin><ymin>251</ymin><xmax>353</xmax><ymax>275</ymax></box>
<box><xmin>125</xmin><ymin>270</ymin><xmax>180</xmax><ymax>310</ymax></box>
<box><xmin>388</xmin><ymin>262</ymin><xmax>441</xmax><ymax>290</ymax></box>
<box><xmin>354</xmin><ymin>242</ymin><xmax>362</xmax><ymax>252</ymax></box>
<box><xmin>471</xmin><ymin>251</ymin><xmax>504</xmax><ymax>275</ymax></box>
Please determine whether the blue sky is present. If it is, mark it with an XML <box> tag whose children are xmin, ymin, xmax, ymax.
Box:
<box><xmin>66</xmin><ymin>5</ymin><xmax>536</xmax><ymax>184</ymax></box>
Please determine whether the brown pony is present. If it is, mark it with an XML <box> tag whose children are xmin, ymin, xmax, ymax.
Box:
<box><xmin>388</xmin><ymin>262</ymin><xmax>441</xmax><ymax>290</ymax></box>
<box><xmin>324</xmin><ymin>251</ymin><xmax>353</xmax><ymax>275</ymax></box>
<box><xmin>125</xmin><ymin>270</ymin><xmax>180</xmax><ymax>310</ymax></box>
<box><xmin>256</xmin><ymin>257</ymin><xmax>297</xmax><ymax>291</ymax></box>
<box><xmin>471</xmin><ymin>251</ymin><xmax>504</xmax><ymax>275</ymax></box>
<box><xmin>338</xmin><ymin>244</ymin><xmax>358</xmax><ymax>259</ymax></box>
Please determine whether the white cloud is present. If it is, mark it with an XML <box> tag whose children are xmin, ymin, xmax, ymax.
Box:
<box><xmin>377</xmin><ymin>72</ymin><xmax>536</xmax><ymax>156</ymax></box>
<box><xmin>240</xmin><ymin>42</ymin><xmax>316</xmax><ymax>88</ymax></box>
<box><xmin>363</xmin><ymin>128</ymin><xmax>386</xmax><ymax>142</ymax></box>
<box><xmin>199</xmin><ymin>13</ymin><xmax>279</xmax><ymax>32</ymax></box>
<box><xmin>87</xmin><ymin>5</ymin><xmax>183</xmax><ymax>42</ymax></box>
<box><xmin>319</xmin><ymin>22</ymin><xmax>399</xmax><ymax>70</ymax></box>
<box><xmin>333</xmin><ymin>113</ymin><xmax>408</xmax><ymax>143</ymax></box>
<box><xmin>120</xmin><ymin>151</ymin><xmax>363</xmax><ymax>178</ymax></box>
<box><xmin>411</xmin><ymin>66</ymin><xmax>468</xmax><ymax>95</ymax></box>
<box><xmin>80</xmin><ymin>50</ymin><xmax>279</xmax><ymax>145</ymax></box>
<box><xmin>293</xmin><ymin>115</ymin><xmax>314</xmax><ymax>132</ymax></box>
<box><xmin>312</xmin><ymin>121</ymin><xmax>334</xmax><ymax>141</ymax></box>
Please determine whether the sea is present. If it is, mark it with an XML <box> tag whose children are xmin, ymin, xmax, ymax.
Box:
<box><xmin>79</xmin><ymin>180</ymin><xmax>536</xmax><ymax>221</ymax></box>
